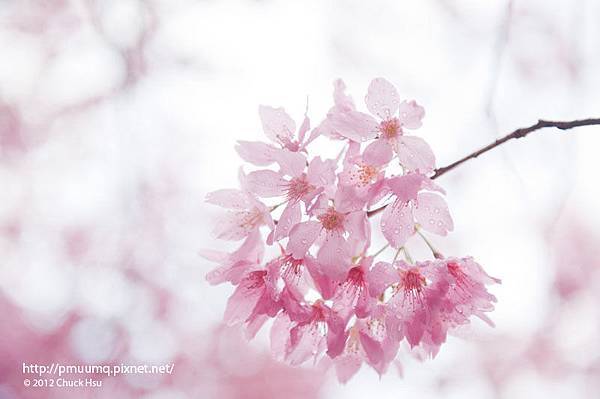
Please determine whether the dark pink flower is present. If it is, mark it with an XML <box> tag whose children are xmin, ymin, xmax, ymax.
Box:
<box><xmin>440</xmin><ymin>257</ymin><xmax>501</xmax><ymax>327</ymax></box>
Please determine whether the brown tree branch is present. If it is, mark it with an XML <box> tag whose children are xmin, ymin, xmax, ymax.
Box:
<box><xmin>367</xmin><ymin>118</ymin><xmax>600</xmax><ymax>218</ymax></box>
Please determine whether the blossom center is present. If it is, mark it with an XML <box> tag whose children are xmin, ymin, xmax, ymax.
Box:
<box><xmin>282</xmin><ymin>255</ymin><xmax>304</xmax><ymax>278</ymax></box>
<box><xmin>348</xmin><ymin>266</ymin><xmax>363</xmax><ymax>281</ymax></box>
<box><xmin>357</xmin><ymin>164</ymin><xmax>378</xmax><ymax>186</ymax></box>
<box><xmin>400</xmin><ymin>268</ymin><xmax>426</xmax><ymax>302</ymax></box>
<box><xmin>246</xmin><ymin>270</ymin><xmax>267</xmax><ymax>289</ymax></box>
<box><xmin>318</xmin><ymin>207</ymin><xmax>345</xmax><ymax>232</ymax></box>
<box><xmin>379</xmin><ymin>118</ymin><xmax>401</xmax><ymax>139</ymax></box>
<box><xmin>238</xmin><ymin>209</ymin><xmax>264</xmax><ymax>231</ymax></box>
<box><xmin>284</xmin><ymin>175</ymin><xmax>314</xmax><ymax>203</ymax></box>
<box><xmin>447</xmin><ymin>261</ymin><xmax>471</xmax><ymax>290</ymax></box>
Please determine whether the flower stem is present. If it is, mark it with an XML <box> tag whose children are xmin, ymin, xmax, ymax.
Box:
<box><xmin>416</xmin><ymin>227</ymin><xmax>444</xmax><ymax>259</ymax></box>
<box><xmin>371</xmin><ymin>243</ymin><xmax>390</xmax><ymax>259</ymax></box>
<box><xmin>393</xmin><ymin>246</ymin><xmax>413</xmax><ymax>264</ymax></box>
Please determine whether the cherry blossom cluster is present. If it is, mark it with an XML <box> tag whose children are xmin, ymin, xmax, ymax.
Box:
<box><xmin>203</xmin><ymin>78</ymin><xmax>500</xmax><ymax>382</ymax></box>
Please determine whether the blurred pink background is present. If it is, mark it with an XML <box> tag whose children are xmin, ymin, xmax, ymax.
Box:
<box><xmin>1</xmin><ymin>1</ymin><xmax>599</xmax><ymax>398</ymax></box>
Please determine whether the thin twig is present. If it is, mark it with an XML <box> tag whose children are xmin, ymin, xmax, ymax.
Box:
<box><xmin>431</xmin><ymin>118</ymin><xmax>600</xmax><ymax>179</ymax></box>
<box><xmin>367</xmin><ymin>118</ymin><xmax>600</xmax><ymax>218</ymax></box>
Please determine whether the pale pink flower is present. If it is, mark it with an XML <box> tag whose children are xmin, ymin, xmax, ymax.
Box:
<box><xmin>266</xmin><ymin>253</ymin><xmax>314</xmax><ymax>302</ymax></box>
<box><xmin>321</xmin><ymin>78</ymin><xmax>435</xmax><ymax>173</ymax></box>
<box><xmin>236</xmin><ymin>105</ymin><xmax>319</xmax><ymax>167</ymax></box>
<box><xmin>381</xmin><ymin>173</ymin><xmax>453</xmax><ymax>248</ymax></box>
<box><xmin>439</xmin><ymin>257</ymin><xmax>501</xmax><ymax>327</ymax></box>
<box><xmin>224</xmin><ymin>269</ymin><xmax>281</xmax><ymax>334</ymax></box>
<box><xmin>286</xmin><ymin>194</ymin><xmax>370</xmax><ymax>279</ymax></box>
<box><xmin>368</xmin><ymin>261</ymin><xmax>448</xmax><ymax>351</ymax></box>
<box><xmin>364</xmin><ymin>78</ymin><xmax>435</xmax><ymax>173</ymax></box>
<box><xmin>316</xmin><ymin>79</ymin><xmax>371</xmax><ymax>141</ymax></box>
<box><xmin>240</xmin><ymin>156</ymin><xmax>337</xmax><ymax>244</ymax></box>
<box><xmin>206</xmin><ymin>189</ymin><xmax>274</xmax><ymax>241</ymax></box>
<box><xmin>271</xmin><ymin>301</ymin><xmax>346</xmax><ymax>365</ymax></box>
<box><xmin>203</xmin><ymin>230</ymin><xmax>264</xmax><ymax>285</ymax></box>
<box><xmin>338</xmin><ymin>141</ymin><xmax>390</xmax><ymax>208</ymax></box>
<box><xmin>334</xmin><ymin>306</ymin><xmax>400</xmax><ymax>382</ymax></box>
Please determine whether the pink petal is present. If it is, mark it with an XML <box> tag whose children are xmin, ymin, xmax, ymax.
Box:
<box><xmin>273</xmin><ymin>148</ymin><xmax>307</xmax><ymax>177</ymax></box>
<box><xmin>398</xmin><ymin>100</ymin><xmax>425</xmax><ymax>129</ymax></box>
<box><xmin>259</xmin><ymin>105</ymin><xmax>296</xmax><ymax>145</ymax></box>
<box><xmin>223</xmin><ymin>271</ymin><xmax>266</xmax><ymax>325</ymax></box>
<box><xmin>241</xmin><ymin>169</ymin><xmax>287</xmax><ymax>197</ymax></box>
<box><xmin>271</xmin><ymin>312</ymin><xmax>293</xmax><ymax>360</ymax></box>
<box><xmin>355</xmin><ymin>287</ymin><xmax>374</xmax><ymax>319</ymax></box>
<box><xmin>232</xmin><ymin>229</ymin><xmax>264</xmax><ymax>261</ymax></box>
<box><xmin>317</xmin><ymin>235</ymin><xmax>351</xmax><ymax>279</ymax></box>
<box><xmin>304</xmin><ymin>256</ymin><xmax>337</xmax><ymax>300</ymax></box>
<box><xmin>245</xmin><ymin>314</ymin><xmax>268</xmax><ymax>339</ymax></box>
<box><xmin>287</xmin><ymin>323</ymin><xmax>326</xmax><ymax>365</ymax></box>
<box><xmin>344</xmin><ymin>210</ymin><xmax>371</xmax><ymax>254</ymax></box>
<box><xmin>235</xmin><ymin>140</ymin><xmax>278</xmax><ymax>166</ymax></box>
<box><xmin>206</xmin><ymin>260</ymin><xmax>254</xmax><ymax>286</ymax></box>
<box><xmin>272</xmin><ymin>202</ymin><xmax>301</xmax><ymax>242</ymax></box>
<box><xmin>335</xmin><ymin>354</ymin><xmax>362</xmax><ymax>384</ymax></box>
<box><xmin>359</xmin><ymin>331</ymin><xmax>384</xmax><ymax>365</ymax></box>
<box><xmin>328</xmin><ymin>110</ymin><xmax>380</xmax><ymax>142</ymax></box>
<box><xmin>332</xmin><ymin>78</ymin><xmax>355</xmax><ymax>111</ymax></box>
<box><xmin>205</xmin><ymin>189</ymin><xmax>251</xmax><ymax>209</ymax></box>
<box><xmin>307</xmin><ymin>157</ymin><xmax>336</xmax><ymax>187</ymax></box>
<box><xmin>363</xmin><ymin>139</ymin><xmax>393</xmax><ymax>166</ymax></box>
<box><xmin>381</xmin><ymin>202</ymin><xmax>415</xmax><ymax>248</ymax></box>
<box><xmin>334</xmin><ymin>185</ymin><xmax>366</xmax><ymax>213</ymax></box>
<box><xmin>367</xmin><ymin>262</ymin><xmax>399</xmax><ymax>298</ymax></box>
<box><xmin>297</xmin><ymin>114</ymin><xmax>311</xmax><ymax>144</ymax></box>
<box><xmin>386</xmin><ymin>173</ymin><xmax>428</xmax><ymax>203</ymax></box>
<box><xmin>287</xmin><ymin>221</ymin><xmax>321</xmax><ymax>259</ymax></box>
<box><xmin>414</xmin><ymin>192</ymin><xmax>453</xmax><ymax>236</ymax></box>
<box><xmin>213</xmin><ymin>211</ymin><xmax>257</xmax><ymax>241</ymax></box>
<box><xmin>365</xmin><ymin>78</ymin><xmax>400</xmax><ymax>120</ymax></box>
<box><xmin>396</xmin><ymin>136</ymin><xmax>436</xmax><ymax>174</ymax></box>
<box><xmin>325</xmin><ymin>311</ymin><xmax>348</xmax><ymax>358</ymax></box>
<box><xmin>198</xmin><ymin>249</ymin><xmax>228</xmax><ymax>263</ymax></box>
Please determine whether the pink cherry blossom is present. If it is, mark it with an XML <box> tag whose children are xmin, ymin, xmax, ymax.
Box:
<box><xmin>203</xmin><ymin>229</ymin><xmax>264</xmax><ymax>285</ymax></box>
<box><xmin>381</xmin><ymin>173</ymin><xmax>453</xmax><ymax>248</ymax></box>
<box><xmin>205</xmin><ymin>78</ymin><xmax>500</xmax><ymax>382</ymax></box>
<box><xmin>206</xmin><ymin>189</ymin><xmax>274</xmax><ymax>241</ymax></box>
<box><xmin>236</xmin><ymin>104</ymin><xmax>319</xmax><ymax>168</ymax></box>
<box><xmin>321</xmin><ymin>78</ymin><xmax>435</xmax><ymax>173</ymax></box>
<box><xmin>331</xmin><ymin>258</ymin><xmax>375</xmax><ymax>321</ymax></box>
<box><xmin>439</xmin><ymin>257</ymin><xmax>501</xmax><ymax>327</ymax></box>
<box><xmin>224</xmin><ymin>269</ymin><xmax>280</xmax><ymax>332</ymax></box>
<box><xmin>271</xmin><ymin>301</ymin><xmax>346</xmax><ymax>365</ymax></box>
